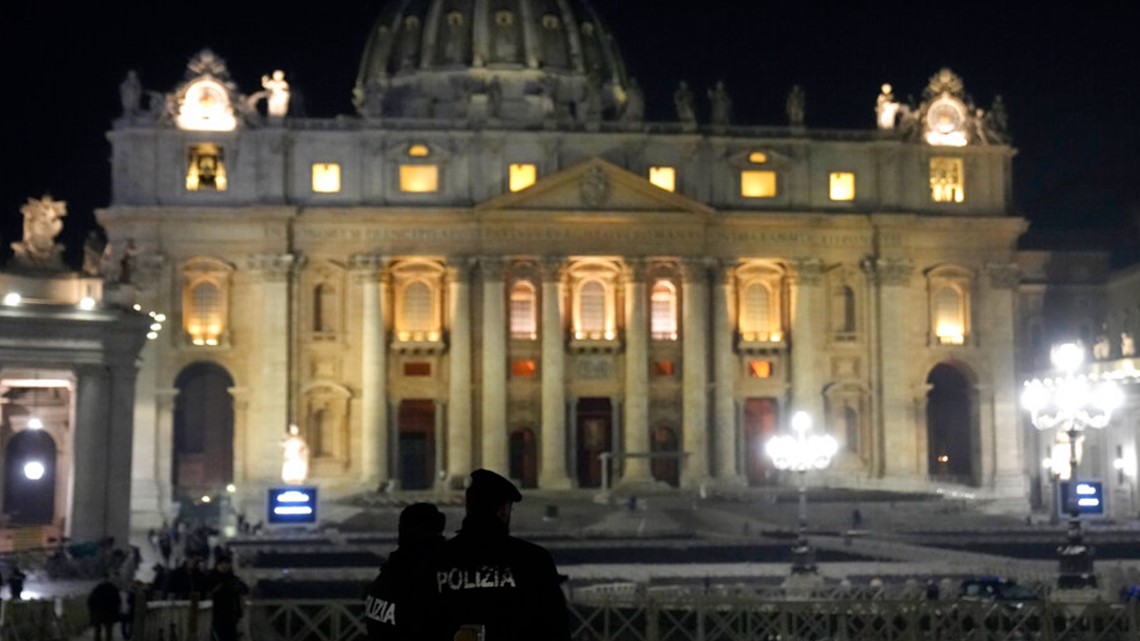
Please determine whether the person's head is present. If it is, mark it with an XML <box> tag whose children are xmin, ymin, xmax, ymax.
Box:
<box><xmin>465</xmin><ymin>469</ymin><xmax>522</xmax><ymax>527</ymax></box>
<box><xmin>214</xmin><ymin>555</ymin><xmax>233</xmax><ymax>573</ymax></box>
<box><xmin>398</xmin><ymin>502</ymin><xmax>446</xmax><ymax>547</ymax></box>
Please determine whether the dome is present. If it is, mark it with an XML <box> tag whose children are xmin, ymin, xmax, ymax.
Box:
<box><xmin>354</xmin><ymin>0</ymin><xmax>632</xmax><ymax>127</ymax></box>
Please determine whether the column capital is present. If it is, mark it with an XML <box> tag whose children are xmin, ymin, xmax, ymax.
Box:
<box><xmin>861</xmin><ymin>257</ymin><xmax>914</xmax><ymax>286</ymax></box>
<box><xmin>446</xmin><ymin>258</ymin><xmax>475</xmax><ymax>283</ymax></box>
<box><xmin>621</xmin><ymin>258</ymin><xmax>649</xmax><ymax>283</ymax></box>
<box><xmin>679</xmin><ymin>257</ymin><xmax>712</xmax><ymax>284</ymax></box>
<box><xmin>788</xmin><ymin>258</ymin><xmax>825</xmax><ymax>286</ymax></box>
<box><xmin>539</xmin><ymin>256</ymin><xmax>566</xmax><ymax>282</ymax></box>
<box><xmin>244</xmin><ymin>253</ymin><xmax>297</xmax><ymax>281</ymax></box>
<box><xmin>985</xmin><ymin>261</ymin><xmax>1020</xmax><ymax>290</ymax></box>
<box><xmin>478</xmin><ymin>255</ymin><xmax>507</xmax><ymax>281</ymax></box>
<box><xmin>716</xmin><ymin>259</ymin><xmax>738</xmax><ymax>286</ymax></box>
<box><xmin>349</xmin><ymin>254</ymin><xmax>389</xmax><ymax>280</ymax></box>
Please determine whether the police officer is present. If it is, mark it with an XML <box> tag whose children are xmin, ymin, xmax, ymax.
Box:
<box><xmin>363</xmin><ymin>502</ymin><xmax>446</xmax><ymax>641</ymax></box>
<box><xmin>437</xmin><ymin>469</ymin><xmax>570</xmax><ymax>641</ymax></box>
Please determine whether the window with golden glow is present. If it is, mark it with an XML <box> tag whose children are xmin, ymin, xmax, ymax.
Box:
<box><xmin>408</xmin><ymin>144</ymin><xmax>430</xmax><ymax>157</ymax></box>
<box><xmin>186</xmin><ymin>281</ymin><xmax>224</xmax><ymax>346</ymax></box>
<box><xmin>930</xmin><ymin>157</ymin><xmax>964</xmax><ymax>203</ymax></box>
<box><xmin>748</xmin><ymin>151</ymin><xmax>768</xmax><ymax>164</ymax></box>
<box><xmin>509</xmin><ymin>282</ymin><xmax>537</xmax><ymax>340</ymax></box>
<box><xmin>402</xmin><ymin>282</ymin><xmax>433</xmax><ymax>335</ymax></box>
<box><xmin>749</xmin><ymin>361</ymin><xmax>773</xmax><ymax>378</ymax></box>
<box><xmin>653</xmin><ymin>361</ymin><xmax>675</xmax><ymax>377</ymax></box>
<box><xmin>741</xmin><ymin>283</ymin><xmax>772</xmax><ymax>340</ymax></box>
<box><xmin>648</xmin><ymin>166</ymin><xmax>676</xmax><ymax>192</ymax></box>
<box><xmin>741</xmin><ymin>170</ymin><xmax>777</xmax><ymax>198</ymax></box>
<box><xmin>829</xmin><ymin>172</ymin><xmax>855</xmax><ymax>201</ymax></box>
<box><xmin>579</xmin><ymin>280</ymin><xmax>606</xmax><ymax>338</ymax></box>
<box><xmin>509</xmin><ymin>163</ymin><xmax>537</xmax><ymax>192</ymax></box>
<box><xmin>934</xmin><ymin>286</ymin><xmax>965</xmax><ymax>344</ymax></box>
<box><xmin>650</xmin><ymin>280</ymin><xmax>678</xmax><ymax>340</ymax></box>
<box><xmin>311</xmin><ymin>163</ymin><xmax>341</xmax><ymax>193</ymax></box>
<box><xmin>400</xmin><ymin>165</ymin><xmax>439</xmax><ymax>193</ymax></box>
<box><xmin>511</xmin><ymin>360</ymin><xmax>537</xmax><ymax>378</ymax></box>
<box><xmin>186</xmin><ymin>144</ymin><xmax>227</xmax><ymax>191</ymax></box>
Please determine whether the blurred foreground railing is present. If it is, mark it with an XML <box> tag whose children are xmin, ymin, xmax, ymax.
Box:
<box><xmin>2</xmin><ymin>592</ymin><xmax>1137</xmax><ymax>641</ymax></box>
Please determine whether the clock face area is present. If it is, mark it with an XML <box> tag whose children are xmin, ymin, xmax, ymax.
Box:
<box><xmin>925</xmin><ymin>96</ymin><xmax>968</xmax><ymax>147</ymax></box>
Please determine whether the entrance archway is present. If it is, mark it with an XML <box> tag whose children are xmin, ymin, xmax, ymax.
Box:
<box><xmin>173</xmin><ymin>363</ymin><xmax>234</xmax><ymax>497</ymax></box>
<box><xmin>926</xmin><ymin>363</ymin><xmax>976</xmax><ymax>485</ymax></box>
<box><xmin>744</xmin><ymin>398</ymin><xmax>779</xmax><ymax>486</ymax></box>
<box><xmin>509</xmin><ymin>428</ymin><xmax>537</xmax><ymax>489</ymax></box>
<box><xmin>398</xmin><ymin>400</ymin><xmax>436</xmax><ymax>490</ymax></box>
<box><xmin>651</xmin><ymin>426</ymin><xmax>680</xmax><ymax>487</ymax></box>
<box><xmin>576</xmin><ymin>398</ymin><xmax>612</xmax><ymax>488</ymax></box>
<box><xmin>3</xmin><ymin>429</ymin><xmax>57</xmax><ymax>525</ymax></box>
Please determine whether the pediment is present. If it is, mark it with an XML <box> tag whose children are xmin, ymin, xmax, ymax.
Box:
<box><xmin>475</xmin><ymin>157</ymin><xmax>713</xmax><ymax>217</ymax></box>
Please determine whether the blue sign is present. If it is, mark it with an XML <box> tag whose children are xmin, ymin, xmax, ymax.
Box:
<box><xmin>267</xmin><ymin>486</ymin><xmax>319</xmax><ymax>524</ymax></box>
<box><xmin>1058</xmin><ymin>480</ymin><xmax>1105</xmax><ymax>518</ymax></box>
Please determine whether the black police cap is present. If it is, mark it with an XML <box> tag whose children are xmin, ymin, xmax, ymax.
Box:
<box><xmin>467</xmin><ymin>469</ymin><xmax>523</xmax><ymax>508</ymax></box>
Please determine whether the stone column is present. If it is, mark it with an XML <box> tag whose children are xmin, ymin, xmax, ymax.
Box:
<box><xmin>681</xmin><ymin>259</ymin><xmax>710</xmax><ymax>485</ymax></box>
<box><xmin>70</xmin><ymin>364</ymin><xmax>111</xmax><ymax>542</ymax></box>
<box><xmin>105</xmin><ymin>363</ymin><xmax>139</xmax><ymax>545</ymax></box>
<box><xmin>622</xmin><ymin>260</ymin><xmax>652</xmax><ymax>482</ymax></box>
<box><xmin>789</xmin><ymin>259</ymin><xmax>826</xmax><ymax>421</ymax></box>
<box><xmin>480</xmin><ymin>257</ymin><xmax>509</xmax><ymax>475</ymax></box>
<box><xmin>130</xmin><ymin>340</ymin><xmax>162</xmax><ymax>528</ymax></box>
<box><xmin>154</xmin><ymin>389</ymin><xmax>178</xmax><ymax>517</ymax></box>
<box><xmin>539</xmin><ymin>258</ymin><xmax>572</xmax><ymax>488</ymax></box>
<box><xmin>712</xmin><ymin>261</ymin><xmax>742</xmax><ymax>483</ymax></box>
<box><xmin>447</xmin><ymin>261</ymin><xmax>473</xmax><ymax>482</ymax></box>
<box><xmin>245</xmin><ymin>254</ymin><xmax>294</xmax><ymax>483</ymax></box>
<box><xmin>866</xmin><ymin>258</ymin><xmax>917</xmax><ymax>478</ymax></box>
<box><xmin>352</xmin><ymin>255</ymin><xmax>389</xmax><ymax>485</ymax></box>
<box><xmin>984</xmin><ymin>262</ymin><xmax>1028</xmax><ymax>496</ymax></box>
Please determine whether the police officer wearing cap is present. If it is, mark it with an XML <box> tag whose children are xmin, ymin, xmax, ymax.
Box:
<box><xmin>436</xmin><ymin>469</ymin><xmax>570</xmax><ymax>641</ymax></box>
<box><xmin>364</xmin><ymin>502</ymin><xmax>446</xmax><ymax>641</ymax></box>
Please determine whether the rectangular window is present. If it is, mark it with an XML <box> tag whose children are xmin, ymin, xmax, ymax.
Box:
<box><xmin>400</xmin><ymin>165</ymin><xmax>439</xmax><ymax>193</ymax></box>
<box><xmin>404</xmin><ymin>362</ymin><xmax>432</xmax><ymax>377</ymax></box>
<box><xmin>748</xmin><ymin>361</ymin><xmax>773</xmax><ymax>378</ymax></box>
<box><xmin>648</xmin><ymin>166</ymin><xmax>676</xmax><ymax>192</ymax></box>
<box><xmin>311</xmin><ymin>163</ymin><xmax>342</xmax><ymax>193</ymax></box>
<box><xmin>829</xmin><ymin>172</ymin><xmax>855</xmax><ymax>201</ymax></box>
<box><xmin>511</xmin><ymin>360</ymin><xmax>537</xmax><ymax>378</ymax></box>
<box><xmin>930</xmin><ymin>157</ymin><xmax>964</xmax><ymax>203</ymax></box>
<box><xmin>509</xmin><ymin>163</ymin><xmax>537</xmax><ymax>192</ymax></box>
<box><xmin>741</xmin><ymin>170</ymin><xmax>777</xmax><ymax>198</ymax></box>
<box><xmin>186</xmin><ymin>144</ymin><xmax>227</xmax><ymax>191</ymax></box>
<box><xmin>652</xmin><ymin>361</ymin><xmax>675</xmax><ymax>377</ymax></box>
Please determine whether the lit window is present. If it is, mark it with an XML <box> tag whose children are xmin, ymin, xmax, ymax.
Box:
<box><xmin>741</xmin><ymin>170</ymin><xmax>777</xmax><ymax>198</ymax></box>
<box><xmin>741</xmin><ymin>283</ymin><xmax>773</xmax><ymax>341</ymax></box>
<box><xmin>829</xmin><ymin>172</ymin><xmax>855</xmax><ymax>201</ymax></box>
<box><xmin>748</xmin><ymin>151</ymin><xmax>768</xmax><ymax>164</ymax></box>
<box><xmin>650</xmin><ymin>281</ymin><xmax>678</xmax><ymax>340</ymax></box>
<box><xmin>749</xmin><ymin>361</ymin><xmax>772</xmax><ymax>378</ymax></box>
<box><xmin>511</xmin><ymin>360</ymin><xmax>537</xmax><ymax>377</ymax></box>
<box><xmin>186</xmin><ymin>281</ymin><xmax>224</xmax><ymax>345</ymax></box>
<box><xmin>401</xmin><ymin>281</ymin><xmax>434</xmax><ymax>339</ymax></box>
<box><xmin>400</xmin><ymin>165</ymin><xmax>439</xmax><ymax>193</ymax></box>
<box><xmin>934</xmin><ymin>286</ymin><xmax>965</xmax><ymax>344</ymax></box>
<box><xmin>930</xmin><ymin>157</ymin><xmax>964</xmax><ymax>203</ymax></box>
<box><xmin>509</xmin><ymin>163</ymin><xmax>537</xmax><ymax>192</ymax></box>
<box><xmin>311</xmin><ymin>163</ymin><xmax>341</xmax><ymax>193</ymax></box>
<box><xmin>648</xmin><ymin>166</ymin><xmax>676</xmax><ymax>192</ymax></box>
<box><xmin>186</xmin><ymin>144</ymin><xmax>227</xmax><ymax>191</ymax></box>
<box><xmin>509</xmin><ymin>282</ymin><xmax>537</xmax><ymax>340</ymax></box>
<box><xmin>408</xmin><ymin>144</ymin><xmax>430</xmax><ymax>157</ymax></box>
<box><xmin>653</xmin><ymin>361</ymin><xmax>675</xmax><ymax>377</ymax></box>
<box><xmin>579</xmin><ymin>280</ymin><xmax>606</xmax><ymax>338</ymax></box>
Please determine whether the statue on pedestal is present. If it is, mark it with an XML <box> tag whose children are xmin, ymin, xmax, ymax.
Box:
<box><xmin>709</xmin><ymin>81</ymin><xmax>732</xmax><ymax>127</ymax></box>
<box><xmin>786</xmin><ymin>84</ymin><xmax>806</xmax><ymax>127</ymax></box>
<box><xmin>875</xmin><ymin>83</ymin><xmax>900</xmax><ymax>129</ymax></box>
<box><xmin>622</xmin><ymin>78</ymin><xmax>644</xmax><ymax>123</ymax></box>
<box><xmin>119</xmin><ymin>70</ymin><xmax>143</xmax><ymax>116</ymax></box>
<box><xmin>281</xmin><ymin>424</ymin><xmax>311</xmax><ymax>485</ymax></box>
<box><xmin>674</xmin><ymin>81</ymin><xmax>696</xmax><ymax>126</ymax></box>
<box><xmin>261</xmin><ymin>70</ymin><xmax>291</xmax><ymax>119</ymax></box>
<box><xmin>10</xmin><ymin>196</ymin><xmax>67</xmax><ymax>271</ymax></box>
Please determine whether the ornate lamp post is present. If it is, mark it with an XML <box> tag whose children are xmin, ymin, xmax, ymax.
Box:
<box><xmin>1022</xmin><ymin>343</ymin><xmax>1123</xmax><ymax>588</ymax></box>
<box><xmin>766</xmin><ymin>411</ymin><xmax>838</xmax><ymax>574</ymax></box>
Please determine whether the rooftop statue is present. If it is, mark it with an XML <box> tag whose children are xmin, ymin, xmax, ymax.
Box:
<box><xmin>786</xmin><ymin>84</ymin><xmax>806</xmax><ymax>127</ymax></box>
<box><xmin>261</xmin><ymin>70</ymin><xmax>291</xmax><ymax>119</ymax></box>
<box><xmin>622</xmin><ymin>78</ymin><xmax>645</xmax><ymax>124</ymax></box>
<box><xmin>674</xmin><ymin>81</ymin><xmax>696</xmax><ymax>127</ymax></box>
<box><xmin>875</xmin><ymin>83</ymin><xmax>900</xmax><ymax>129</ymax></box>
<box><xmin>10</xmin><ymin>196</ymin><xmax>67</xmax><ymax>272</ymax></box>
<box><xmin>119</xmin><ymin>70</ymin><xmax>143</xmax><ymax>116</ymax></box>
<box><xmin>709</xmin><ymin>81</ymin><xmax>732</xmax><ymax>127</ymax></box>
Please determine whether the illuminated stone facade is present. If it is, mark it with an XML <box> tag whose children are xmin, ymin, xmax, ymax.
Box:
<box><xmin>98</xmin><ymin>1</ymin><xmax>1030</xmax><ymax>523</ymax></box>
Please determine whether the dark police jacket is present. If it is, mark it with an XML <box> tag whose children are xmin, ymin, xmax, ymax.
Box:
<box><xmin>363</xmin><ymin>539</ymin><xmax>443</xmax><ymax>641</ymax></box>
<box><xmin>436</xmin><ymin>514</ymin><xmax>570</xmax><ymax>641</ymax></box>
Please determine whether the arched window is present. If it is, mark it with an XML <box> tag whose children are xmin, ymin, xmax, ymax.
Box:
<box><xmin>579</xmin><ymin>280</ymin><xmax>606</xmax><ymax>337</ymax></box>
<box><xmin>844</xmin><ymin>406</ymin><xmax>859</xmax><ymax>454</ymax></box>
<box><xmin>403</xmin><ymin>281</ymin><xmax>433</xmax><ymax>335</ymax></box>
<box><xmin>510</xmin><ymin>281</ymin><xmax>537</xmax><ymax>340</ymax></box>
<box><xmin>650</xmin><ymin>280</ymin><xmax>678</xmax><ymax>340</ymax></box>
<box><xmin>741</xmin><ymin>283</ymin><xmax>771</xmax><ymax>339</ymax></box>
<box><xmin>934</xmin><ymin>286</ymin><xmax>964</xmax><ymax>344</ymax></box>
<box><xmin>313</xmin><ymin>283</ymin><xmax>338</xmax><ymax>333</ymax></box>
<box><xmin>187</xmin><ymin>281</ymin><xmax>223</xmax><ymax>345</ymax></box>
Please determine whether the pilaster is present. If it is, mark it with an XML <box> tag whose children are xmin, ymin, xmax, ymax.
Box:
<box><xmin>446</xmin><ymin>260</ymin><xmax>474</xmax><ymax>482</ymax></box>
<box><xmin>621</xmin><ymin>259</ymin><xmax>652</xmax><ymax>482</ymax></box>
<box><xmin>244</xmin><ymin>253</ymin><xmax>295</xmax><ymax>483</ymax></box>
<box><xmin>351</xmin><ymin>254</ymin><xmax>390</xmax><ymax>486</ymax></box>
<box><xmin>539</xmin><ymin>257</ymin><xmax>572</xmax><ymax>488</ymax></box>
<box><xmin>712</xmin><ymin>260</ymin><xmax>743</xmax><ymax>484</ymax></box>
<box><xmin>480</xmin><ymin>256</ymin><xmax>509</xmax><ymax>475</ymax></box>
<box><xmin>789</xmin><ymin>258</ymin><xmax>826</xmax><ymax>422</ymax></box>
<box><xmin>680</xmin><ymin>259</ymin><xmax>710</xmax><ymax>485</ymax></box>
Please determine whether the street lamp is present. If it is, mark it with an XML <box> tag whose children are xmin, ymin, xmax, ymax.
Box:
<box><xmin>1022</xmin><ymin>342</ymin><xmax>1123</xmax><ymax>589</ymax></box>
<box><xmin>766</xmin><ymin>411</ymin><xmax>838</xmax><ymax>574</ymax></box>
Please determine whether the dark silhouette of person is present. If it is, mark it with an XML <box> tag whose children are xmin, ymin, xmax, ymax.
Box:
<box><xmin>205</xmin><ymin>555</ymin><xmax>248</xmax><ymax>641</ymax></box>
<box><xmin>437</xmin><ymin>469</ymin><xmax>571</xmax><ymax>641</ymax></box>
<box><xmin>363</xmin><ymin>502</ymin><xmax>446</xmax><ymax>640</ymax></box>
<box><xmin>87</xmin><ymin>573</ymin><xmax>122</xmax><ymax>641</ymax></box>
<box><xmin>7</xmin><ymin>565</ymin><xmax>26</xmax><ymax>600</ymax></box>
<box><xmin>162</xmin><ymin>554</ymin><xmax>206</xmax><ymax>599</ymax></box>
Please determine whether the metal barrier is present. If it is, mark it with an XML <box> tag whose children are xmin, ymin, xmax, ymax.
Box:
<box><xmin>134</xmin><ymin>598</ymin><xmax>214</xmax><ymax>641</ymax></box>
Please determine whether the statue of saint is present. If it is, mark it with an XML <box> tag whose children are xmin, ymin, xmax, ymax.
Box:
<box><xmin>622</xmin><ymin>78</ymin><xmax>644</xmax><ymax>123</ymax></box>
<box><xmin>82</xmin><ymin>231</ymin><xmax>105</xmax><ymax>277</ymax></box>
<box><xmin>1123</xmin><ymin>332</ymin><xmax>1135</xmax><ymax>357</ymax></box>
<box><xmin>261</xmin><ymin>70</ymin><xmax>291</xmax><ymax>119</ymax></box>
<box><xmin>119</xmin><ymin>238</ymin><xmax>142</xmax><ymax>284</ymax></box>
<box><xmin>10</xmin><ymin>196</ymin><xmax>67</xmax><ymax>270</ymax></box>
<box><xmin>983</xmin><ymin>95</ymin><xmax>1009</xmax><ymax>143</ymax></box>
<box><xmin>1093</xmin><ymin>334</ymin><xmax>1111</xmax><ymax>360</ymax></box>
<box><xmin>674</xmin><ymin>81</ymin><xmax>696</xmax><ymax>126</ymax></box>
<box><xmin>120</xmin><ymin>70</ymin><xmax>143</xmax><ymax>116</ymax></box>
<box><xmin>709</xmin><ymin>81</ymin><xmax>732</xmax><ymax>127</ymax></box>
<box><xmin>281</xmin><ymin>424</ymin><xmax>311</xmax><ymax>485</ymax></box>
<box><xmin>875</xmin><ymin>83</ymin><xmax>900</xmax><ymax>129</ymax></box>
<box><xmin>786</xmin><ymin>84</ymin><xmax>806</xmax><ymax>126</ymax></box>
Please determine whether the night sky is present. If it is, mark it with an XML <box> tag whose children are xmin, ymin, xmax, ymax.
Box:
<box><xmin>5</xmin><ymin>2</ymin><xmax>1137</xmax><ymax>266</ymax></box>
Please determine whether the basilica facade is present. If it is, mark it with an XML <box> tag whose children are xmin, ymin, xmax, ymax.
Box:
<box><xmin>93</xmin><ymin>0</ymin><xmax>1030</xmax><ymax>525</ymax></box>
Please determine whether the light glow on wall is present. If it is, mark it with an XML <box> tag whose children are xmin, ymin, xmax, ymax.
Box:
<box><xmin>311</xmin><ymin>163</ymin><xmax>342</xmax><ymax>193</ymax></box>
<box><xmin>400</xmin><ymin>165</ymin><xmax>439</xmax><ymax>193</ymax></box>
<box><xmin>936</xmin><ymin>324</ymin><xmax>965</xmax><ymax>345</ymax></box>
<box><xmin>648</xmin><ymin>166</ymin><xmax>676</xmax><ymax>192</ymax></box>
<box><xmin>79</xmin><ymin>297</ymin><xmax>96</xmax><ymax>310</ymax></box>
<box><xmin>23</xmin><ymin>461</ymin><xmax>45</xmax><ymax>481</ymax></box>
<box><xmin>408</xmin><ymin>144</ymin><xmax>430</xmax><ymax>157</ymax></box>
<box><xmin>748</xmin><ymin>151</ymin><xmax>768</xmax><ymax>164</ymax></box>
<box><xmin>186</xmin><ymin>144</ymin><xmax>228</xmax><ymax>192</ymax></box>
<box><xmin>930</xmin><ymin>157</ymin><xmax>964</xmax><ymax>203</ymax></box>
<box><xmin>509</xmin><ymin>163</ymin><xmax>537</xmax><ymax>192</ymax></box>
<box><xmin>4</xmin><ymin>293</ymin><xmax>21</xmax><ymax>306</ymax></box>
<box><xmin>741</xmin><ymin>170</ymin><xmax>777</xmax><ymax>198</ymax></box>
<box><xmin>176</xmin><ymin>79</ymin><xmax>237</xmax><ymax>132</ymax></box>
<box><xmin>829</xmin><ymin>172</ymin><xmax>855</xmax><ymax>201</ymax></box>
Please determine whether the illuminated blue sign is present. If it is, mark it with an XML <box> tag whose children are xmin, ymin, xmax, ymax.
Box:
<box><xmin>268</xmin><ymin>486</ymin><xmax>318</xmax><ymax>524</ymax></box>
<box><xmin>1058</xmin><ymin>480</ymin><xmax>1104</xmax><ymax>518</ymax></box>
